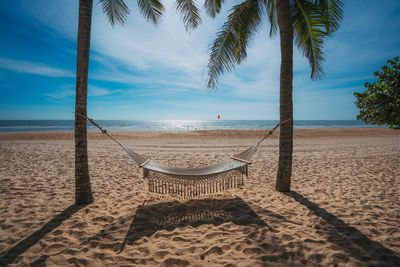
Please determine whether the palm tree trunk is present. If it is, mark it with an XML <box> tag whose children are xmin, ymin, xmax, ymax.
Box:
<box><xmin>75</xmin><ymin>0</ymin><xmax>94</xmax><ymax>204</ymax></box>
<box><xmin>275</xmin><ymin>0</ymin><xmax>293</xmax><ymax>192</ymax></box>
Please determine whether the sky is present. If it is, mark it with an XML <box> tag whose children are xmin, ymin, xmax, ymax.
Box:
<box><xmin>0</xmin><ymin>0</ymin><xmax>399</xmax><ymax>120</ymax></box>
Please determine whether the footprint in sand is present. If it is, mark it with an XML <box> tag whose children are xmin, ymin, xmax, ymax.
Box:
<box><xmin>45</xmin><ymin>243</ymin><xmax>65</xmax><ymax>253</ymax></box>
<box><xmin>242</xmin><ymin>247</ymin><xmax>263</xmax><ymax>255</ymax></box>
<box><xmin>200</xmin><ymin>246</ymin><xmax>224</xmax><ymax>260</ymax></box>
<box><xmin>153</xmin><ymin>250</ymin><xmax>169</xmax><ymax>261</ymax></box>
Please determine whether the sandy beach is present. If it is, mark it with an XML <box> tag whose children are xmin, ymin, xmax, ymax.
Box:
<box><xmin>0</xmin><ymin>128</ymin><xmax>399</xmax><ymax>266</ymax></box>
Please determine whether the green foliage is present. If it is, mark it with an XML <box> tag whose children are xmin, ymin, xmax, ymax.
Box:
<box><xmin>206</xmin><ymin>0</ymin><xmax>344</xmax><ymax>89</ymax></box>
<box><xmin>265</xmin><ymin>0</ymin><xmax>278</xmax><ymax>37</ymax></box>
<box><xmin>99</xmin><ymin>0</ymin><xmax>130</xmax><ymax>26</ymax></box>
<box><xmin>99</xmin><ymin>0</ymin><xmax>164</xmax><ymax>26</ymax></box>
<box><xmin>137</xmin><ymin>0</ymin><xmax>164</xmax><ymax>25</ymax></box>
<box><xmin>176</xmin><ymin>0</ymin><xmax>202</xmax><ymax>32</ymax></box>
<box><xmin>292</xmin><ymin>0</ymin><xmax>342</xmax><ymax>79</ymax></box>
<box><xmin>207</xmin><ymin>0</ymin><xmax>263</xmax><ymax>90</ymax></box>
<box><xmin>204</xmin><ymin>0</ymin><xmax>225</xmax><ymax>18</ymax></box>
<box><xmin>354</xmin><ymin>57</ymin><xmax>400</xmax><ymax>129</ymax></box>
<box><xmin>100</xmin><ymin>0</ymin><xmax>207</xmax><ymax>31</ymax></box>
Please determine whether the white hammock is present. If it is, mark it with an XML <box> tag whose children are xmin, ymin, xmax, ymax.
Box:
<box><xmin>77</xmin><ymin>113</ymin><xmax>290</xmax><ymax>197</ymax></box>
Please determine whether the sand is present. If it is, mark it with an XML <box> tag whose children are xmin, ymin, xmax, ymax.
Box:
<box><xmin>0</xmin><ymin>128</ymin><xmax>399</xmax><ymax>266</ymax></box>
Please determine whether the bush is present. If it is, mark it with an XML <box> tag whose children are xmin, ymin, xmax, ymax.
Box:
<box><xmin>354</xmin><ymin>57</ymin><xmax>400</xmax><ymax>129</ymax></box>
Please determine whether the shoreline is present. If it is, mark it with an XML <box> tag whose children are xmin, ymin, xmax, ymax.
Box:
<box><xmin>0</xmin><ymin>128</ymin><xmax>398</xmax><ymax>141</ymax></box>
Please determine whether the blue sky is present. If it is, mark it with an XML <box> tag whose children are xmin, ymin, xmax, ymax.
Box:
<box><xmin>0</xmin><ymin>0</ymin><xmax>399</xmax><ymax>120</ymax></box>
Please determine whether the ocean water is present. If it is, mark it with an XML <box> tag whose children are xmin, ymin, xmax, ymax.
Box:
<box><xmin>0</xmin><ymin>120</ymin><xmax>381</xmax><ymax>132</ymax></box>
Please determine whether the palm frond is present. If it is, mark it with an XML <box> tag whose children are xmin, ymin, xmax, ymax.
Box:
<box><xmin>207</xmin><ymin>0</ymin><xmax>263</xmax><ymax>90</ymax></box>
<box><xmin>263</xmin><ymin>0</ymin><xmax>278</xmax><ymax>37</ymax></box>
<box><xmin>204</xmin><ymin>0</ymin><xmax>224</xmax><ymax>18</ymax></box>
<box><xmin>315</xmin><ymin>0</ymin><xmax>344</xmax><ymax>35</ymax></box>
<box><xmin>176</xmin><ymin>0</ymin><xmax>202</xmax><ymax>32</ymax></box>
<box><xmin>291</xmin><ymin>0</ymin><xmax>327</xmax><ymax>79</ymax></box>
<box><xmin>137</xmin><ymin>0</ymin><xmax>164</xmax><ymax>25</ymax></box>
<box><xmin>99</xmin><ymin>0</ymin><xmax>130</xmax><ymax>26</ymax></box>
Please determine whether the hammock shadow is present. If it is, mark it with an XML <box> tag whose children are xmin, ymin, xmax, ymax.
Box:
<box><xmin>120</xmin><ymin>197</ymin><xmax>278</xmax><ymax>252</ymax></box>
<box><xmin>0</xmin><ymin>204</ymin><xmax>85</xmax><ymax>266</ymax></box>
<box><xmin>284</xmin><ymin>191</ymin><xmax>400</xmax><ymax>266</ymax></box>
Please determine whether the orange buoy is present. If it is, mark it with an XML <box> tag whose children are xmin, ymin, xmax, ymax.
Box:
<box><xmin>218</xmin><ymin>115</ymin><xmax>220</xmax><ymax>119</ymax></box>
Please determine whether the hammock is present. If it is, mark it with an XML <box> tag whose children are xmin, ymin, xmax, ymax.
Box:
<box><xmin>77</xmin><ymin>113</ymin><xmax>291</xmax><ymax>197</ymax></box>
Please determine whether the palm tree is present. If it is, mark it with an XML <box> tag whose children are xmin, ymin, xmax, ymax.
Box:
<box><xmin>75</xmin><ymin>0</ymin><xmax>203</xmax><ymax>204</ymax></box>
<box><xmin>206</xmin><ymin>0</ymin><xmax>343</xmax><ymax>191</ymax></box>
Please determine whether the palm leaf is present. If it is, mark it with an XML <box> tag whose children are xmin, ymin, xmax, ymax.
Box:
<box><xmin>204</xmin><ymin>0</ymin><xmax>224</xmax><ymax>18</ymax></box>
<box><xmin>99</xmin><ymin>0</ymin><xmax>130</xmax><ymax>26</ymax></box>
<box><xmin>176</xmin><ymin>0</ymin><xmax>202</xmax><ymax>32</ymax></box>
<box><xmin>207</xmin><ymin>0</ymin><xmax>263</xmax><ymax>90</ymax></box>
<box><xmin>137</xmin><ymin>0</ymin><xmax>164</xmax><ymax>25</ymax></box>
<box><xmin>292</xmin><ymin>0</ymin><xmax>327</xmax><ymax>79</ymax></box>
<box><xmin>315</xmin><ymin>0</ymin><xmax>344</xmax><ymax>35</ymax></box>
<box><xmin>264</xmin><ymin>0</ymin><xmax>278</xmax><ymax>37</ymax></box>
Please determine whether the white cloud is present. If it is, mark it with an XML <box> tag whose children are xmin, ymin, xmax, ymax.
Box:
<box><xmin>21</xmin><ymin>0</ymin><xmax>284</xmax><ymax>99</ymax></box>
<box><xmin>86</xmin><ymin>1</ymin><xmax>286</xmax><ymax>102</ymax></box>
<box><xmin>88</xmin><ymin>85</ymin><xmax>113</xmax><ymax>97</ymax></box>
<box><xmin>18</xmin><ymin>0</ymin><xmax>400</xmax><ymax>120</ymax></box>
<box><xmin>89</xmin><ymin>1</ymin><xmax>223</xmax><ymax>75</ymax></box>
<box><xmin>0</xmin><ymin>58</ymin><xmax>74</xmax><ymax>77</ymax></box>
<box><xmin>44</xmin><ymin>84</ymin><xmax>113</xmax><ymax>100</ymax></box>
<box><xmin>44</xmin><ymin>88</ymin><xmax>75</xmax><ymax>99</ymax></box>
<box><xmin>90</xmin><ymin>70</ymin><xmax>203</xmax><ymax>90</ymax></box>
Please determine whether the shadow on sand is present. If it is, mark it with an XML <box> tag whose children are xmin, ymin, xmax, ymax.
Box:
<box><xmin>4</xmin><ymin>193</ymin><xmax>399</xmax><ymax>266</ymax></box>
<box><xmin>285</xmin><ymin>191</ymin><xmax>400</xmax><ymax>266</ymax></box>
<box><xmin>0</xmin><ymin>204</ymin><xmax>85</xmax><ymax>266</ymax></box>
<box><xmin>119</xmin><ymin>197</ymin><xmax>288</xmax><ymax>252</ymax></box>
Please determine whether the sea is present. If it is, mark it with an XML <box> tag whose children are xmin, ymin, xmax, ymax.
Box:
<box><xmin>0</xmin><ymin>120</ymin><xmax>382</xmax><ymax>132</ymax></box>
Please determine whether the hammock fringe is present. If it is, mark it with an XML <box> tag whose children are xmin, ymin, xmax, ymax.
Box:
<box><xmin>144</xmin><ymin>167</ymin><xmax>245</xmax><ymax>197</ymax></box>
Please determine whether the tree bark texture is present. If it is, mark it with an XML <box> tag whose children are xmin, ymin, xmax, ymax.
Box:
<box><xmin>275</xmin><ymin>0</ymin><xmax>293</xmax><ymax>192</ymax></box>
<box><xmin>75</xmin><ymin>0</ymin><xmax>94</xmax><ymax>204</ymax></box>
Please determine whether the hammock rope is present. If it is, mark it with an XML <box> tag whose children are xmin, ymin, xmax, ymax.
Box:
<box><xmin>76</xmin><ymin>113</ymin><xmax>291</xmax><ymax>197</ymax></box>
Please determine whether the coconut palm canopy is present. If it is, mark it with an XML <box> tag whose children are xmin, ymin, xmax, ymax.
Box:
<box><xmin>207</xmin><ymin>0</ymin><xmax>344</xmax><ymax>90</ymax></box>
<box><xmin>99</xmin><ymin>0</ymin><xmax>201</xmax><ymax>29</ymax></box>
